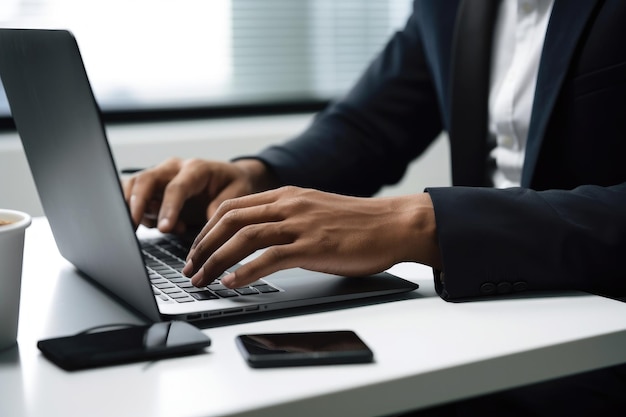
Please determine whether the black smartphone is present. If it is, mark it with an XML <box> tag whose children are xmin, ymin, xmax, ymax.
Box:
<box><xmin>235</xmin><ymin>330</ymin><xmax>374</xmax><ymax>368</ymax></box>
<box><xmin>37</xmin><ymin>321</ymin><xmax>211</xmax><ymax>371</ymax></box>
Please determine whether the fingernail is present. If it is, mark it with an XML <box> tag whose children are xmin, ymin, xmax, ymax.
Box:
<box><xmin>221</xmin><ymin>272</ymin><xmax>236</xmax><ymax>288</ymax></box>
<box><xmin>158</xmin><ymin>217</ymin><xmax>170</xmax><ymax>230</ymax></box>
<box><xmin>191</xmin><ymin>268</ymin><xmax>204</xmax><ymax>287</ymax></box>
<box><xmin>182</xmin><ymin>259</ymin><xmax>192</xmax><ymax>276</ymax></box>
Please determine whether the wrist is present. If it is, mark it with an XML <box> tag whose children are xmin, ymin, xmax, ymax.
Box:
<box><xmin>396</xmin><ymin>193</ymin><xmax>442</xmax><ymax>269</ymax></box>
<box><xmin>233</xmin><ymin>158</ymin><xmax>280</xmax><ymax>193</ymax></box>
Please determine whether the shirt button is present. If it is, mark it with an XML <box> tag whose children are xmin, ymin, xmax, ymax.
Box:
<box><xmin>497</xmin><ymin>282</ymin><xmax>512</xmax><ymax>294</ymax></box>
<box><xmin>521</xmin><ymin>1</ymin><xmax>534</xmax><ymax>14</ymax></box>
<box><xmin>500</xmin><ymin>135</ymin><xmax>515</xmax><ymax>148</ymax></box>
<box><xmin>480</xmin><ymin>282</ymin><xmax>496</xmax><ymax>294</ymax></box>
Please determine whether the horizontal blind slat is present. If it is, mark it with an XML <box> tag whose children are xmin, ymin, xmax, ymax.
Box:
<box><xmin>0</xmin><ymin>0</ymin><xmax>411</xmax><ymax>116</ymax></box>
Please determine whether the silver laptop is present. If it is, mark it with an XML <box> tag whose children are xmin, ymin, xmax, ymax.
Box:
<box><xmin>0</xmin><ymin>28</ymin><xmax>418</xmax><ymax>323</ymax></box>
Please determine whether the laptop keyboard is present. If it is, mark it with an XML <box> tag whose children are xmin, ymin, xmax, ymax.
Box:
<box><xmin>140</xmin><ymin>236</ymin><xmax>279</xmax><ymax>303</ymax></box>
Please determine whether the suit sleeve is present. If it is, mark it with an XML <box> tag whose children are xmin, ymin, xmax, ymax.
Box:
<box><xmin>251</xmin><ymin>9</ymin><xmax>444</xmax><ymax>197</ymax></box>
<box><xmin>427</xmin><ymin>183</ymin><xmax>626</xmax><ymax>301</ymax></box>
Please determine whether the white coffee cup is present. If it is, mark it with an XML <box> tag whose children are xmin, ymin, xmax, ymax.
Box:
<box><xmin>0</xmin><ymin>209</ymin><xmax>32</xmax><ymax>351</ymax></box>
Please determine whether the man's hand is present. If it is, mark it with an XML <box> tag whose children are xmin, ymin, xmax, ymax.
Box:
<box><xmin>182</xmin><ymin>186</ymin><xmax>441</xmax><ymax>288</ymax></box>
<box><xmin>122</xmin><ymin>157</ymin><xmax>277</xmax><ymax>234</ymax></box>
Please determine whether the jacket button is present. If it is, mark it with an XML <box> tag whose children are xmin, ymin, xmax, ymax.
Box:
<box><xmin>480</xmin><ymin>282</ymin><xmax>496</xmax><ymax>294</ymax></box>
<box><xmin>513</xmin><ymin>281</ymin><xmax>528</xmax><ymax>292</ymax></box>
<box><xmin>497</xmin><ymin>282</ymin><xmax>512</xmax><ymax>293</ymax></box>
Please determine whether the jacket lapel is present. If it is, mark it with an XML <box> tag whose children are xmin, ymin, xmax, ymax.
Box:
<box><xmin>522</xmin><ymin>0</ymin><xmax>601</xmax><ymax>187</ymax></box>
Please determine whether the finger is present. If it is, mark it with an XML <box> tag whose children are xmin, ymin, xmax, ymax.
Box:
<box><xmin>186</xmin><ymin>201</ymin><xmax>283</xmax><ymax>271</ymax></box>
<box><xmin>157</xmin><ymin>160</ymin><xmax>214</xmax><ymax>233</ymax></box>
<box><xmin>173</xmin><ymin>219</ymin><xmax>188</xmax><ymax>235</ymax></box>
<box><xmin>126</xmin><ymin>175</ymin><xmax>159</xmax><ymax>228</ymax></box>
<box><xmin>156</xmin><ymin>180</ymin><xmax>187</xmax><ymax>233</ymax></box>
<box><xmin>139</xmin><ymin>213</ymin><xmax>157</xmax><ymax>229</ymax></box>
<box><xmin>188</xmin><ymin>221</ymin><xmax>293</xmax><ymax>287</ymax></box>
<box><xmin>141</xmin><ymin>216</ymin><xmax>185</xmax><ymax>233</ymax></box>
<box><xmin>189</xmin><ymin>199</ymin><xmax>286</xmax><ymax>270</ymax></box>
<box><xmin>122</xmin><ymin>176</ymin><xmax>134</xmax><ymax>203</ymax></box>
<box><xmin>122</xmin><ymin>176</ymin><xmax>140</xmax><ymax>229</ymax></box>
<box><xmin>192</xmin><ymin>187</ymin><xmax>289</xmax><ymax>251</ymax></box>
<box><xmin>206</xmin><ymin>182</ymin><xmax>249</xmax><ymax>218</ymax></box>
<box><xmin>221</xmin><ymin>243</ymin><xmax>305</xmax><ymax>288</ymax></box>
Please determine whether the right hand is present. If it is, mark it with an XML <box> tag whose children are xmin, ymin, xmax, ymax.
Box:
<box><xmin>122</xmin><ymin>157</ymin><xmax>277</xmax><ymax>234</ymax></box>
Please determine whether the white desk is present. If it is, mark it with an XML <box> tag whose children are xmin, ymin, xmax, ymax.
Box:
<box><xmin>2</xmin><ymin>217</ymin><xmax>626</xmax><ymax>417</ymax></box>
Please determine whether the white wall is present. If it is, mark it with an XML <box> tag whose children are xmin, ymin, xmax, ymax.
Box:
<box><xmin>0</xmin><ymin>114</ymin><xmax>450</xmax><ymax>217</ymax></box>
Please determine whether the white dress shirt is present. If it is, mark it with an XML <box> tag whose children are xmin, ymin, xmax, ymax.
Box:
<box><xmin>489</xmin><ymin>0</ymin><xmax>554</xmax><ymax>188</ymax></box>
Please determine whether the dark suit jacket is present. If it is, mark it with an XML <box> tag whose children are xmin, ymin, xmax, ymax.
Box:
<box><xmin>255</xmin><ymin>0</ymin><xmax>626</xmax><ymax>300</ymax></box>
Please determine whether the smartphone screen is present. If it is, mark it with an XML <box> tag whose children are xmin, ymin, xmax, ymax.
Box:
<box><xmin>235</xmin><ymin>330</ymin><xmax>374</xmax><ymax>368</ymax></box>
<box><xmin>37</xmin><ymin>321</ymin><xmax>211</xmax><ymax>370</ymax></box>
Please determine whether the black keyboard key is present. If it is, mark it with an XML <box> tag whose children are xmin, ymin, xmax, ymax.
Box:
<box><xmin>255</xmin><ymin>284</ymin><xmax>279</xmax><ymax>293</ymax></box>
<box><xmin>154</xmin><ymin>282</ymin><xmax>175</xmax><ymax>289</ymax></box>
<box><xmin>162</xmin><ymin>287</ymin><xmax>184</xmax><ymax>295</ymax></box>
<box><xmin>191</xmin><ymin>291</ymin><xmax>219</xmax><ymax>301</ymax></box>
<box><xmin>168</xmin><ymin>276</ymin><xmax>191</xmax><ymax>284</ymax></box>
<box><xmin>161</xmin><ymin>270</ymin><xmax>183</xmax><ymax>278</ymax></box>
<box><xmin>145</xmin><ymin>238</ymin><xmax>283</xmax><ymax>303</ymax></box>
<box><xmin>208</xmin><ymin>283</ymin><xmax>228</xmax><ymax>291</ymax></box>
<box><xmin>235</xmin><ymin>287</ymin><xmax>258</xmax><ymax>295</ymax></box>
<box><xmin>184</xmin><ymin>286</ymin><xmax>211</xmax><ymax>293</ymax></box>
<box><xmin>215</xmin><ymin>289</ymin><xmax>239</xmax><ymax>298</ymax></box>
<box><xmin>169</xmin><ymin>292</ymin><xmax>192</xmax><ymax>300</ymax></box>
<box><xmin>161</xmin><ymin>244</ymin><xmax>188</xmax><ymax>259</ymax></box>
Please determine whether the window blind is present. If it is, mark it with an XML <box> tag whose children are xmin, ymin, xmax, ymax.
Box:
<box><xmin>0</xmin><ymin>0</ymin><xmax>411</xmax><ymax>118</ymax></box>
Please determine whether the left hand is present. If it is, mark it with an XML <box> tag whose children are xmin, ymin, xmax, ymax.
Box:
<box><xmin>182</xmin><ymin>186</ymin><xmax>440</xmax><ymax>288</ymax></box>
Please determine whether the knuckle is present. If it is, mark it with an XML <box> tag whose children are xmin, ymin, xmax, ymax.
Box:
<box><xmin>279</xmin><ymin>185</ymin><xmax>302</xmax><ymax>197</ymax></box>
<box><xmin>280</xmin><ymin>185</ymin><xmax>296</xmax><ymax>193</ymax></box>
<box><xmin>163</xmin><ymin>179</ymin><xmax>184</xmax><ymax>193</ymax></box>
<box><xmin>154</xmin><ymin>157</ymin><xmax>181</xmax><ymax>174</ymax></box>
<box><xmin>239</xmin><ymin>224</ymin><xmax>262</xmax><ymax>241</ymax></box>
<box><xmin>273</xmin><ymin>221</ymin><xmax>296</xmax><ymax>241</ymax></box>
<box><xmin>284</xmin><ymin>196</ymin><xmax>308</xmax><ymax>213</ymax></box>
<box><xmin>132</xmin><ymin>171</ymin><xmax>149</xmax><ymax>186</ymax></box>
<box><xmin>164</xmin><ymin>156</ymin><xmax>183</xmax><ymax>167</ymax></box>
<box><xmin>182</xmin><ymin>158</ymin><xmax>203</xmax><ymax>170</ymax></box>
<box><xmin>221</xmin><ymin>207</ymin><xmax>242</xmax><ymax>226</ymax></box>
<box><xmin>264</xmin><ymin>245</ymin><xmax>289</xmax><ymax>264</ymax></box>
<box><xmin>216</xmin><ymin>198</ymin><xmax>237</xmax><ymax>215</ymax></box>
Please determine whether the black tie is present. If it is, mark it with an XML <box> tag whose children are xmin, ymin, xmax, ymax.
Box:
<box><xmin>448</xmin><ymin>0</ymin><xmax>500</xmax><ymax>186</ymax></box>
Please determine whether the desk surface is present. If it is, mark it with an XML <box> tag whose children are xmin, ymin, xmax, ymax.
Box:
<box><xmin>2</xmin><ymin>217</ymin><xmax>626</xmax><ymax>417</ymax></box>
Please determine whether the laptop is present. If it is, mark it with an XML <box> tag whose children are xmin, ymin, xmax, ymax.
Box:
<box><xmin>0</xmin><ymin>28</ymin><xmax>418</xmax><ymax>323</ymax></box>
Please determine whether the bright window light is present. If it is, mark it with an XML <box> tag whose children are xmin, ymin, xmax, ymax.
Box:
<box><xmin>0</xmin><ymin>0</ymin><xmax>411</xmax><ymax>117</ymax></box>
